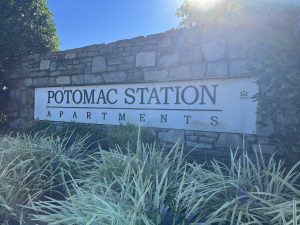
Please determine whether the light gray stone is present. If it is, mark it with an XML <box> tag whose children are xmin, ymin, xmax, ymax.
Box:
<box><xmin>92</xmin><ymin>56</ymin><xmax>106</xmax><ymax>73</ymax></box>
<box><xmin>65</xmin><ymin>52</ymin><xmax>76</xmax><ymax>59</ymax></box>
<box><xmin>108</xmin><ymin>57</ymin><xmax>123</xmax><ymax>65</ymax></box>
<box><xmin>123</xmin><ymin>56</ymin><xmax>135</xmax><ymax>63</ymax></box>
<box><xmin>71</xmin><ymin>75</ymin><xmax>84</xmax><ymax>84</ymax></box>
<box><xmin>197</xmin><ymin>131</ymin><xmax>219</xmax><ymax>138</ymax></box>
<box><xmin>180</xmin><ymin>47</ymin><xmax>203</xmax><ymax>63</ymax></box>
<box><xmin>117</xmin><ymin>63</ymin><xmax>134</xmax><ymax>70</ymax></box>
<box><xmin>127</xmin><ymin>71</ymin><xmax>144</xmax><ymax>81</ymax></box>
<box><xmin>169</xmin><ymin>65</ymin><xmax>192</xmax><ymax>79</ymax></box>
<box><xmin>192</xmin><ymin>63</ymin><xmax>206</xmax><ymax>78</ymax></box>
<box><xmin>228</xmin><ymin>42</ymin><xmax>247</xmax><ymax>60</ymax></box>
<box><xmin>84</xmin><ymin>74</ymin><xmax>104</xmax><ymax>84</ymax></box>
<box><xmin>49</xmin><ymin>71</ymin><xmax>61</xmax><ymax>76</ymax></box>
<box><xmin>158</xmin><ymin>37</ymin><xmax>172</xmax><ymax>48</ymax></box>
<box><xmin>158</xmin><ymin>130</ymin><xmax>185</xmax><ymax>144</ymax></box>
<box><xmin>230</xmin><ymin>60</ymin><xmax>249</xmax><ymax>76</ymax></box>
<box><xmin>198</xmin><ymin>136</ymin><xmax>216</xmax><ymax>143</ymax></box>
<box><xmin>186</xmin><ymin>135</ymin><xmax>198</xmax><ymax>142</ymax></box>
<box><xmin>50</xmin><ymin>61</ymin><xmax>57</xmax><ymax>71</ymax></box>
<box><xmin>215</xmin><ymin>134</ymin><xmax>243</xmax><ymax>149</ymax></box>
<box><xmin>253</xmin><ymin>144</ymin><xmax>276</xmax><ymax>155</ymax></box>
<box><xmin>136</xmin><ymin>51</ymin><xmax>156</xmax><ymax>67</ymax></box>
<box><xmin>33</xmin><ymin>77</ymin><xmax>48</xmax><ymax>86</ymax></box>
<box><xmin>207</xmin><ymin>62</ymin><xmax>228</xmax><ymax>76</ymax></box>
<box><xmin>56</xmin><ymin>76</ymin><xmax>70</xmax><ymax>85</ymax></box>
<box><xmin>102</xmin><ymin>71</ymin><xmax>126</xmax><ymax>82</ymax></box>
<box><xmin>40</xmin><ymin>59</ymin><xmax>51</xmax><ymax>70</ymax></box>
<box><xmin>202</xmin><ymin>39</ymin><xmax>226</xmax><ymax>61</ymax></box>
<box><xmin>158</xmin><ymin>54</ymin><xmax>179</xmax><ymax>67</ymax></box>
<box><xmin>144</xmin><ymin>70</ymin><xmax>168</xmax><ymax>81</ymax></box>
<box><xmin>23</xmin><ymin>78</ymin><xmax>32</xmax><ymax>87</ymax></box>
<box><xmin>49</xmin><ymin>77</ymin><xmax>56</xmax><ymax>86</ymax></box>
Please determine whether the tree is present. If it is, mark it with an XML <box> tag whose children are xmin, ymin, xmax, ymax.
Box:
<box><xmin>176</xmin><ymin>0</ymin><xmax>300</xmax><ymax>164</ymax></box>
<box><xmin>0</xmin><ymin>0</ymin><xmax>59</xmax><ymax>75</ymax></box>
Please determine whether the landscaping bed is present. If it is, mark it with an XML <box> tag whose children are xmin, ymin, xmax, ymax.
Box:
<box><xmin>0</xmin><ymin>130</ymin><xmax>299</xmax><ymax>225</ymax></box>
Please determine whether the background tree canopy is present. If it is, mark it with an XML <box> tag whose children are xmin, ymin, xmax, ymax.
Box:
<box><xmin>0</xmin><ymin>0</ymin><xmax>59</xmax><ymax>76</ymax></box>
<box><xmin>177</xmin><ymin>0</ymin><xmax>300</xmax><ymax>164</ymax></box>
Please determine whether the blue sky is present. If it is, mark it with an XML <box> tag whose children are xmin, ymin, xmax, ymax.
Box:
<box><xmin>47</xmin><ymin>0</ymin><xmax>183</xmax><ymax>50</ymax></box>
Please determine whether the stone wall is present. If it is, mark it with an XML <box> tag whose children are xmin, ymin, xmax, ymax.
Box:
<box><xmin>2</xmin><ymin>26</ymin><xmax>275</xmax><ymax>161</ymax></box>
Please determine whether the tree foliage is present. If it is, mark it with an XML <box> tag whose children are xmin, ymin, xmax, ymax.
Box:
<box><xmin>0</xmin><ymin>0</ymin><xmax>59</xmax><ymax>75</ymax></box>
<box><xmin>176</xmin><ymin>0</ymin><xmax>300</xmax><ymax>163</ymax></box>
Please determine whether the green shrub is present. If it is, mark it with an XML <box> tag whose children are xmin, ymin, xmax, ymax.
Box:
<box><xmin>28</xmin><ymin>121</ymin><xmax>156</xmax><ymax>151</ymax></box>
<box><xmin>27</xmin><ymin>121</ymin><xmax>108</xmax><ymax>150</ymax></box>
<box><xmin>28</xmin><ymin>139</ymin><xmax>299</xmax><ymax>225</ymax></box>
<box><xmin>0</xmin><ymin>132</ymin><xmax>90</xmax><ymax>224</ymax></box>
<box><xmin>106</xmin><ymin>124</ymin><xmax>155</xmax><ymax>149</ymax></box>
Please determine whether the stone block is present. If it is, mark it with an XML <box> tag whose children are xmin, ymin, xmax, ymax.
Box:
<box><xmin>228</xmin><ymin>42</ymin><xmax>247</xmax><ymax>60</ymax></box>
<box><xmin>50</xmin><ymin>61</ymin><xmax>57</xmax><ymax>71</ymax></box>
<box><xmin>21</xmin><ymin>94</ymin><xmax>26</xmax><ymax>105</ymax></box>
<box><xmin>186</xmin><ymin>135</ymin><xmax>198</xmax><ymax>142</ymax></box>
<box><xmin>229</xmin><ymin>60</ymin><xmax>249</xmax><ymax>76</ymax></box>
<box><xmin>215</xmin><ymin>134</ymin><xmax>243</xmax><ymax>149</ymax></box>
<box><xmin>136</xmin><ymin>51</ymin><xmax>156</xmax><ymax>67</ymax></box>
<box><xmin>158</xmin><ymin>37</ymin><xmax>172</xmax><ymax>48</ymax></box>
<box><xmin>192</xmin><ymin>63</ymin><xmax>206</xmax><ymax>78</ymax></box>
<box><xmin>245</xmin><ymin>134</ymin><xmax>257</xmax><ymax>143</ymax></box>
<box><xmin>207</xmin><ymin>62</ymin><xmax>228</xmax><ymax>76</ymax></box>
<box><xmin>92</xmin><ymin>56</ymin><xmax>106</xmax><ymax>73</ymax></box>
<box><xmin>141</xmin><ymin>45</ymin><xmax>157</xmax><ymax>51</ymax></box>
<box><xmin>33</xmin><ymin>77</ymin><xmax>48</xmax><ymax>86</ymax></box>
<box><xmin>20</xmin><ymin>108</ymin><xmax>28</xmax><ymax>118</ymax></box>
<box><xmin>198</xmin><ymin>136</ymin><xmax>216</xmax><ymax>143</ymax></box>
<box><xmin>56</xmin><ymin>76</ymin><xmax>70</xmax><ymax>85</ymax></box>
<box><xmin>84</xmin><ymin>74</ymin><xmax>104</xmax><ymax>84</ymax></box>
<box><xmin>253</xmin><ymin>144</ymin><xmax>276</xmax><ymax>155</ymax></box>
<box><xmin>202</xmin><ymin>39</ymin><xmax>226</xmax><ymax>61</ymax></box>
<box><xmin>186</xmin><ymin>141</ymin><xmax>199</xmax><ymax>148</ymax></box>
<box><xmin>108</xmin><ymin>57</ymin><xmax>123</xmax><ymax>65</ymax></box>
<box><xmin>144</xmin><ymin>70</ymin><xmax>169</xmax><ymax>81</ymax></box>
<box><xmin>127</xmin><ymin>71</ymin><xmax>144</xmax><ymax>81</ymax></box>
<box><xmin>40</xmin><ymin>59</ymin><xmax>51</xmax><ymax>70</ymax></box>
<box><xmin>49</xmin><ymin>77</ymin><xmax>56</xmax><ymax>86</ymax></box>
<box><xmin>65</xmin><ymin>52</ymin><xmax>76</xmax><ymax>59</ymax></box>
<box><xmin>180</xmin><ymin>46</ymin><xmax>203</xmax><ymax>63</ymax></box>
<box><xmin>49</xmin><ymin>71</ymin><xmax>61</xmax><ymax>76</ymax></box>
<box><xmin>123</xmin><ymin>56</ymin><xmax>135</xmax><ymax>63</ymax></box>
<box><xmin>23</xmin><ymin>78</ymin><xmax>32</xmax><ymax>87</ymax></box>
<box><xmin>158</xmin><ymin>54</ymin><xmax>179</xmax><ymax>67</ymax></box>
<box><xmin>102</xmin><ymin>71</ymin><xmax>126</xmax><ymax>82</ymax></box>
<box><xmin>169</xmin><ymin>65</ymin><xmax>192</xmax><ymax>79</ymax></box>
<box><xmin>117</xmin><ymin>63</ymin><xmax>134</xmax><ymax>70</ymax></box>
<box><xmin>71</xmin><ymin>75</ymin><xmax>84</xmax><ymax>84</ymax></box>
<box><xmin>158</xmin><ymin>130</ymin><xmax>185</xmax><ymax>144</ymax></box>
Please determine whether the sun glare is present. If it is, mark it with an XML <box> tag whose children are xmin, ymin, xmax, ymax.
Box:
<box><xmin>192</xmin><ymin>0</ymin><xmax>224</xmax><ymax>11</ymax></box>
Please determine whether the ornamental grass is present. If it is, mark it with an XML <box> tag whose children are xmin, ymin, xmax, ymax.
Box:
<box><xmin>20</xmin><ymin>133</ymin><xmax>299</xmax><ymax>225</ymax></box>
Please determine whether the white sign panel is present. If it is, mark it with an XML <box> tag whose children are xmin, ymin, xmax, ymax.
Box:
<box><xmin>34</xmin><ymin>77</ymin><xmax>258</xmax><ymax>134</ymax></box>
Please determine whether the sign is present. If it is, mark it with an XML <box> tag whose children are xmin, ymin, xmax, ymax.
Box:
<box><xmin>34</xmin><ymin>77</ymin><xmax>258</xmax><ymax>134</ymax></box>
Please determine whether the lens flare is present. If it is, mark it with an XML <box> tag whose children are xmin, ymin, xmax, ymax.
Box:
<box><xmin>192</xmin><ymin>0</ymin><xmax>224</xmax><ymax>11</ymax></box>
